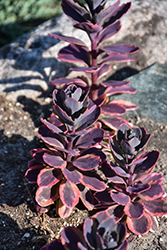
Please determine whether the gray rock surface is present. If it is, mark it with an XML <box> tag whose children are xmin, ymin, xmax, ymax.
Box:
<box><xmin>112</xmin><ymin>62</ymin><xmax>167</xmax><ymax>123</ymax></box>
<box><xmin>0</xmin><ymin>0</ymin><xmax>167</xmax><ymax>102</ymax></box>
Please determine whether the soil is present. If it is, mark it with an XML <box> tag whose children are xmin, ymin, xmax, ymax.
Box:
<box><xmin>0</xmin><ymin>88</ymin><xmax>167</xmax><ymax>250</ymax></box>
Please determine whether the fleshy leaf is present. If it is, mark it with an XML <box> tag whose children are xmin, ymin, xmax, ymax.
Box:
<box><xmin>75</xmin><ymin>128</ymin><xmax>104</xmax><ymax>148</ymax></box>
<box><xmin>101</xmin><ymin>80</ymin><xmax>130</xmax><ymax>87</ymax></box>
<box><xmin>61</xmin><ymin>226</ymin><xmax>87</xmax><ymax>250</ymax></box>
<box><xmin>101</xmin><ymin>117</ymin><xmax>130</xmax><ymax>130</ymax></box>
<box><xmin>101</xmin><ymin>102</ymin><xmax>126</xmax><ymax>115</ymax></box>
<box><xmin>141</xmin><ymin>198</ymin><xmax>167</xmax><ymax>216</ymax></box>
<box><xmin>139</xmin><ymin>183</ymin><xmax>164</xmax><ymax>200</ymax></box>
<box><xmin>62</xmin><ymin>168</ymin><xmax>82</xmax><ymax>184</ymax></box>
<box><xmin>102</xmin><ymin>2</ymin><xmax>131</xmax><ymax>28</ymax></box>
<box><xmin>97</xmin><ymin>21</ymin><xmax>121</xmax><ymax>46</ymax></box>
<box><xmin>73</xmin><ymin>154</ymin><xmax>101</xmax><ymax>171</ymax></box>
<box><xmin>111</xmin><ymin>192</ymin><xmax>130</xmax><ymax>205</ymax></box>
<box><xmin>49</xmin><ymin>33</ymin><xmax>87</xmax><ymax>46</ymax></box>
<box><xmin>25</xmin><ymin>165</ymin><xmax>44</xmax><ymax>183</ymax></box>
<box><xmin>101</xmin><ymin>44</ymin><xmax>139</xmax><ymax>54</ymax></box>
<box><xmin>62</xmin><ymin>0</ymin><xmax>91</xmax><ymax>23</ymax></box>
<box><xmin>59</xmin><ymin>180</ymin><xmax>80</xmax><ymax>208</ymax></box>
<box><xmin>126</xmin><ymin>212</ymin><xmax>152</xmax><ymax>235</ymax></box>
<box><xmin>81</xmin><ymin>173</ymin><xmax>106</xmax><ymax>191</ymax></box>
<box><xmin>101</xmin><ymin>53</ymin><xmax>135</xmax><ymax>64</ymax></box>
<box><xmin>43</xmin><ymin>153</ymin><xmax>67</xmax><ymax>169</ymax></box>
<box><xmin>58</xmin><ymin>44</ymin><xmax>90</xmax><ymax>66</ymax></box>
<box><xmin>57</xmin><ymin>199</ymin><xmax>73</xmax><ymax>218</ymax></box>
<box><xmin>78</xmin><ymin>184</ymin><xmax>95</xmax><ymax>210</ymax></box>
<box><xmin>74</xmin><ymin>105</ymin><xmax>100</xmax><ymax>131</ymax></box>
<box><xmin>36</xmin><ymin>185</ymin><xmax>58</xmax><ymax>207</ymax></box>
<box><xmin>40</xmin><ymin>239</ymin><xmax>66</xmax><ymax>250</ymax></box>
<box><xmin>124</xmin><ymin>201</ymin><xmax>144</xmax><ymax>219</ymax></box>
<box><xmin>51</xmin><ymin>77</ymin><xmax>88</xmax><ymax>87</ymax></box>
<box><xmin>37</xmin><ymin>168</ymin><xmax>62</xmax><ymax>187</ymax></box>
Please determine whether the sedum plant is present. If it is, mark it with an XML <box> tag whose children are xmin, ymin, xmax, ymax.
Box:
<box><xmin>94</xmin><ymin>124</ymin><xmax>167</xmax><ymax>235</ymax></box>
<box><xmin>25</xmin><ymin>84</ymin><xmax>106</xmax><ymax>218</ymax></box>
<box><xmin>40</xmin><ymin>210</ymin><xmax>128</xmax><ymax>250</ymax></box>
<box><xmin>49</xmin><ymin>0</ymin><xmax>139</xmax><ymax>130</ymax></box>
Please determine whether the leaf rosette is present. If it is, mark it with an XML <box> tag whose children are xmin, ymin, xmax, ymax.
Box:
<box><xmin>110</xmin><ymin>123</ymin><xmax>151</xmax><ymax>167</ymax></box>
<box><xmin>40</xmin><ymin>210</ymin><xmax>128</xmax><ymax>250</ymax></box>
<box><xmin>95</xmin><ymin>150</ymin><xmax>167</xmax><ymax>235</ymax></box>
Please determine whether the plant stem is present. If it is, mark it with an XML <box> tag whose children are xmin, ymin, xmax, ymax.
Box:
<box><xmin>91</xmin><ymin>40</ymin><xmax>98</xmax><ymax>101</ymax></box>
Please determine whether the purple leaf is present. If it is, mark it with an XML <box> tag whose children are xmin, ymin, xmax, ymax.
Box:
<box><xmin>73</xmin><ymin>154</ymin><xmax>101</xmax><ymax>171</ymax></box>
<box><xmin>81</xmin><ymin>173</ymin><xmax>106</xmax><ymax>191</ymax></box>
<box><xmin>64</xmin><ymin>97</ymin><xmax>83</xmax><ymax>115</ymax></box>
<box><xmin>74</xmin><ymin>105</ymin><xmax>100</xmax><ymax>131</ymax></box>
<box><xmin>134</xmin><ymin>151</ymin><xmax>160</xmax><ymax>174</ymax></box>
<box><xmin>94</xmin><ymin>189</ymin><xmax>114</xmax><ymax>204</ymax></box>
<box><xmin>41</xmin><ymin>118</ymin><xmax>63</xmax><ymax>134</ymax></box>
<box><xmin>78</xmin><ymin>184</ymin><xmax>95</xmax><ymax>210</ymax></box>
<box><xmin>124</xmin><ymin>201</ymin><xmax>144</xmax><ymax>219</ymax></box>
<box><xmin>58</xmin><ymin>44</ymin><xmax>90</xmax><ymax>66</ymax></box>
<box><xmin>101</xmin><ymin>117</ymin><xmax>130</xmax><ymax>130</ymax></box>
<box><xmin>97</xmin><ymin>21</ymin><xmax>121</xmax><ymax>46</ymax></box>
<box><xmin>107</xmin><ymin>205</ymin><xmax>124</xmax><ymax>222</ymax></box>
<box><xmin>139</xmin><ymin>183</ymin><xmax>164</xmax><ymax>200</ymax></box>
<box><xmin>57</xmin><ymin>199</ymin><xmax>73</xmax><ymax>218</ymax></box>
<box><xmin>40</xmin><ymin>239</ymin><xmax>66</xmax><ymax>250</ymax></box>
<box><xmin>101</xmin><ymin>102</ymin><xmax>126</xmax><ymax>115</ymax></box>
<box><xmin>36</xmin><ymin>185</ymin><xmax>58</xmax><ymax>207</ymax></box>
<box><xmin>101</xmin><ymin>44</ymin><xmax>139</xmax><ymax>54</ymax></box>
<box><xmin>31</xmin><ymin>148</ymin><xmax>48</xmax><ymax>164</ymax></box>
<box><xmin>61</xmin><ymin>227</ymin><xmax>87</xmax><ymax>250</ymax></box>
<box><xmin>96</xmin><ymin>1</ymin><xmax>120</xmax><ymax>25</ymax></box>
<box><xmin>101</xmin><ymin>162</ymin><xmax>126</xmax><ymax>184</ymax></box>
<box><xmin>101</xmin><ymin>54</ymin><xmax>135</xmax><ymax>64</ymax></box>
<box><xmin>127</xmin><ymin>184</ymin><xmax>150</xmax><ymax>194</ymax></box>
<box><xmin>43</xmin><ymin>153</ymin><xmax>67</xmax><ymax>169</ymax></box>
<box><xmin>75</xmin><ymin>128</ymin><xmax>104</xmax><ymax>148</ymax></box>
<box><xmin>104</xmin><ymin>85</ymin><xmax>137</xmax><ymax>96</ymax></box>
<box><xmin>51</xmin><ymin>77</ymin><xmax>88</xmax><ymax>87</ymax></box>
<box><xmin>62</xmin><ymin>168</ymin><xmax>82</xmax><ymax>184</ymax></box>
<box><xmin>25</xmin><ymin>165</ymin><xmax>44</xmax><ymax>183</ymax></box>
<box><xmin>39</xmin><ymin>126</ymin><xmax>65</xmax><ymax>149</ymax></box>
<box><xmin>97</xmin><ymin>64</ymin><xmax>111</xmax><ymax>80</ymax></box>
<box><xmin>126</xmin><ymin>212</ymin><xmax>152</xmax><ymax>235</ymax></box>
<box><xmin>101</xmin><ymin>80</ymin><xmax>130</xmax><ymax>87</ymax></box>
<box><xmin>111</xmin><ymin>100</ymin><xmax>138</xmax><ymax>110</ymax></box>
<box><xmin>111</xmin><ymin>192</ymin><xmax>130</xmax><ymax>205</ymax></box>
<box><xmin>117</xmin><ymin>240</ymin><xmax>129</xmax><ymax>250</ymax></box>
<box><xmin>70</xmin><ymin>65</ymin><xmax>99</xmax><ymax>73</ymax></box>
<box><xmin>140</xmin><ymin>172</ymin><xmax>163</xmax><ymax>185</ymax></box>
<box><xmin>74</xmin><ymin>22</ymin><xmax>102</xmax><ymax>36</ymax></box>
<box><xmin>110</xmin><ymin>164</ymin><xmax>129</xmax><ymax>177</ymax></box>
<box><xmin>37</xmin><ymin>168</ymin><xmax>62</xmax><ymax>187</ymax></box>
<box><xmin>102</xmin><ymin>2</ymin><xmax>131</xmax><ymax>28</ymax></box>
<box><xmin>59</xmin><ymin>180</ymin><xmax>80</xmax><ymax>208</ymax></box>
<box><xmin>53</xmin><ymin>104</ymin><xmax>74</xmax><ymax>126</ymax></box>
<box><xmin>49</xmin><ymin>33</ymin><xmax>87</xmax><ymax>46</ymax></box>
<box><xmin>61</xmin><ymin>0</ymin><xmax>91</xmax><ymax>23</ymax></box>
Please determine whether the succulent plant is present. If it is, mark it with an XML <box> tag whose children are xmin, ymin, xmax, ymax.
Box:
<box><xmin>110</xmin><ymin>123</ymin><xmax>151</xmax><ymax>167</ymax></box>
<box><xmin>49</xmin><ymin>0</ymin><xmax>139</xmax><ymax>130</ymax></box>
<box><xmin>95</xmin><ymin>149</ymin><xmax>167</xmax><ymax>234</ymax></box>
<box><xmin>40</xmin><ymin>210</ymin><xmax>128</xmax><ymax>250</ymax></box>
<box><xmin>25</xmin><ymin>83</ymin><xmax>107</xmax><ymax>218</ymax></box>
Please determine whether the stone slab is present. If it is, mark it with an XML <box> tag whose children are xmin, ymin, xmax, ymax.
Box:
<box><xmin>112</xmin><ymin>63</ymin><xmax>167</xmax><ymax>123</ymax></box>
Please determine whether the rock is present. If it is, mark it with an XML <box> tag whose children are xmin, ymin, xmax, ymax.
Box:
<box><xmin>0</xmin><ymin>0</ymin><xmax>167</xmax><ymax>102</ymax></box>
<box><xmin>112</xmin><ymin>63</ymin><xmax>167</xmax><ymax>123</ymax></box>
